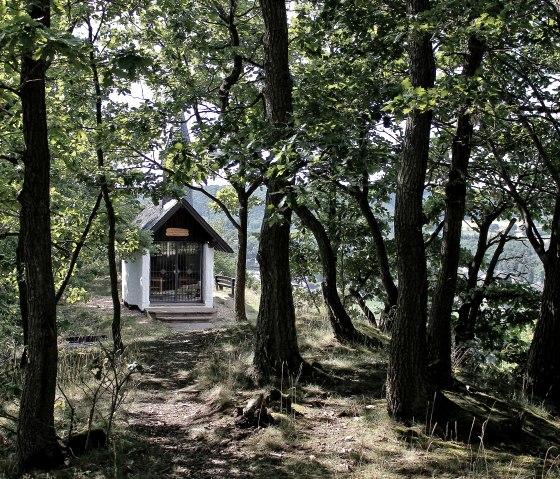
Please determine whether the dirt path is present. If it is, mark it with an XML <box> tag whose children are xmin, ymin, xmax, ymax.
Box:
<box><xmin>118</xmin><ymin>329</ymin><xmax>301</xmax><ymax>479</ymax></box>
<box><xmin>112</xmin><ymin>322</ymin><xmax>392</xmax><ymax>479</ymax></box>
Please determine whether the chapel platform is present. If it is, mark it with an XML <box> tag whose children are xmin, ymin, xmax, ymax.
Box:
<box><xmin>145</xmin><ymin>304</ymin><xmax>218</xmax><ymax>322</ymax></box>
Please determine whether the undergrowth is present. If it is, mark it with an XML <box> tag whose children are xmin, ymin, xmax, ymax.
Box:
<box><xmin>1</xmin><ymin>289</ymin><xmax>559</xmax><ymax>478</ymax></box>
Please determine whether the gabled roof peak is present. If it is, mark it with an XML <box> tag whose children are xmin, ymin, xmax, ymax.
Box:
<box><xmin>136</xmin><ymin>198</ymin><xmax>233</xmax><ymax>253</ymax></box>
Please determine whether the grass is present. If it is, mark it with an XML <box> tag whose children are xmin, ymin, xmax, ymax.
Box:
<box><xmin>1</xmin><ymin>286</ymin><xmax>560</xmax><ymax>479</ymax></box>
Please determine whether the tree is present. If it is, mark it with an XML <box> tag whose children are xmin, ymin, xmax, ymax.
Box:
<box><xmin>427</xmin><ymin>34</ymin><xmax>485</xmax><ymax>387</ymax></box>
<box><xmin>290</xmin><ymin>0</ymin><xmax>402</xmax><ymax>319</ymax></box>
<box><xmin>386</xmin><ymin>0</ymin><xmax>435</xmax><ymax>421</ymax></box>
<box><xmin>291</xmin><ymin>198</ymin><xmax>372</xmax><ymax>344</ymax></box>
<box><xmin>86</xmin><ymin>11</ymin><xmax>124</xmax><ymax>353</ymax></box>
<box><xmin>15</xmin><ymin>0</ymin><xmax>65</xmax><ymax>469</ymax></box>
<box><xmin>253</xmin><ymin>0</ymin><xmax>304</xmax><ymax>379</ymax></box>
<box><xmin>454</xmin><ymin>197</ymin><xmax>508</xmax><ymax>347</ymax></box>
<box><xmin>135</xmin><ymin>0</ymin><xmax>266</xmax><ymax>323</ymax></box>
<box><xmin>474</xmin><ymin>0</ymin><xmax>560</xmax><ymax>405</ymax></box>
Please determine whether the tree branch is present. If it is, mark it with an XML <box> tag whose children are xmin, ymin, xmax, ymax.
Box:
<box><xmin>55</xmin><ymin>192</ymin><xmax>103</xmax><ymax>303</ymax></box>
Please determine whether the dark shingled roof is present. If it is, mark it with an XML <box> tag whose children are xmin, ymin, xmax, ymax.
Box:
<box><xmin>136</xmin><ymin>199</ymin><xmax>233</xmax><ymax>253</ymax></box>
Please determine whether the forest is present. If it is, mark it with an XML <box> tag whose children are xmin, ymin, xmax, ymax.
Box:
<box><xmin>1</xmin><ymin>0</ymin><xmax>560</xmax><ymax>477</ymax></box>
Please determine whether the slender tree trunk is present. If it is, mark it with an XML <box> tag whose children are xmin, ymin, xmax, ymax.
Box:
<box><xmin>427</xmin><ymin>36</ymin><xmax>485</xmax><ymax>387</ymax></box>
<box><xmin>293</xmin><ymin>203</ymin><xmax>366</xmax><ymax>344</ymax></box>
<box><xmin>355</xmin><ymin>192</ymin><xmax>398</xmax><ymax>309</ymax></box>
<box><xmin>455</xmin><ymin>209</ymin><xmax>503</xmax><ymax>345</ymax></box>
<box><xmin>386</xmin><ymin>0</ymin><xmax>435</xmax><ymax>422</ymax></box>
<box><xmin>234</xmin><ymin>192</ymin><xmax>248</xmax><ymax>321</ymax></box>
<box><xmin>462</xmin><ymin>218</ymin><xmax>516</xmax><ymax>343</ymax></box>
<box><xmin>525</xmin><ymin>196</ymin><xmax>560</xmax><ymax>406</ymax></box>
<box><xmin>350</xmin><ymin>289</ymin><xmax>378</xmax><ymax>327</ymax></box>
<box><xmin>55</xmin><ymin>191</ymin><xmax>103</xmax><ymax>303</ymax></box>
<box><xmin>103</xmin><ymin>187</ymin><xmax>124</xmax><ymax>352</ymax></box>
<box><xmin>89</xmin><ymin>26</ymin><xmax>124</xmax><ymax>353</ymax></box>
<box><xmin>16</xmin><ymin>0</ymin><xmax>64</xmax><ymax>470</ymax></box>
<box><xmin>253</xmin><ymin>0</ymin><xmax>303</xmax><ymax>379</ymax></box>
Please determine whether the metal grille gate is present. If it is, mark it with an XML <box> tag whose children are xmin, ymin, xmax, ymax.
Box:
<box><xmin>150</xmin><ymin>241</ymin><xmax>202</xmax><ymax>303</ymax></box>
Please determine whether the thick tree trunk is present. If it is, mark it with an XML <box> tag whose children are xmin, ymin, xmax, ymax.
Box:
<box><xmin>253</xmin><ymin>0</ymin><xmax>303</xmax><ymax>379</ymax></box>
<box><xmin>525</xmin><ymin>261</ymin><xmax>560</xmax><ymax>406</ymax></box>
<box><xmin>16</xmin><ymin>0</ymin><xmax>64</xmax><ymax>470</ymax></box>
<box><xmin>254</xmin><ymin>182</ymin><xmax>303</xmax><ymax>378</ymax></box>
<box><xmin>234</xmin><ymin>193</ymin><xmax>248</xmax><ymax>322</ymax></box>
<box><xmin>427</xmin><ymin>36</ymin><xmax>485</xmax><ymax>387</ymax></box>
<box><xmin>525</xmin><ymin>196</ymin><xmax>560</xmax><ymax>406</ymax></box>
<box><xmin>386</xmin><ymin>0</ymin><xmax>435</xmax><ymax>422</ymax></box>
<box><xmin>293</xmin><ymin>203</ymin><xmax>366</xmax><ymax>344</ymax></box>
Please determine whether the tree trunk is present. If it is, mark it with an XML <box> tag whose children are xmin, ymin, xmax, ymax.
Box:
<box><xmin>427</xmin><ymin>36</ymin><xmax>485</xmax><ymax>388</ymax></box>
<box><xmin>455</xmin><ymin>208</ymin><xmax>503</xmax><ymax>345</ymax></box>
<box><xmin>55</xmin><ymin>191</ymin><xmax>103</xmax><ymax>303</ymax></box>
<box><xmin>90</xmin><ymin>27</ymin><xmax>124</xmax><ymax>353</ymax></box>
<box><xmin>350</xmin><ymin>289</ymin><xmax>377</xmax><ymax>327</ymax></box>
<box><xmin>234</xmin><ymin>192</ymin><xmax>248</xmax><ymax>322</ymax></box>
<box><xmin>463</xmin><ymin>218</ymin><xmax>516</xmax><ymax>343</ymax></box>
<box><xmin>103</xmin><ymin>186</ymin><xmax>124</xmax><ymax>353</ymax></box>
<box><xmin>16</xmin><ymin>0</ymin><xmax>64</xmax><ymax>470</ymax></box>
<box><xmin>293</xmin><ymin>203</ymin><xmax>366</xmax><ymax>344</ymax></box>
<box><xmin>525</xmin><ymin>261</ymin><xmax>560</xmax><ymax>406</ymax></box>
<box><xmin>525</xmin><ymin>196</ymin><xmax>560</xmax><ymax>406</ymax></box>
<box><xmin>355</xmin><ymin>192</ymin><xmax>398</xmax><ymax>309</ymax></box>
<box><xmin>254</xmin><ymin>182</ymin><xmax>303</xmax><ymax>378</ymax></box>
<box><xmin>386</xmin><ymin>0</ymin><xmax>435</xmax><ymax>422</ymax></box>
<box><xmin>253</xmin><ymin>0</ymin><xmax>303</xmax><ymax>379</ymax></box>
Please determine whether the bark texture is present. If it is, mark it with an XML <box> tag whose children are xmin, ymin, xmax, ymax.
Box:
<box><xmin>16</xmin><ymin>0</ymin><xmax>64</xmax><ymax>470</ymax></box>
<box><xmin>386</xmin><ymin>0</ymin><xmax>435</xmax><ymax>422</ymax></box>
<box><xmin>253</xmin><ymin>0</ymin><xmax>303</xmax><ymax>379</ymax></box>
<box><xmin>427</xmin><ymin>36</ymin><xmax>484</xmax><ymax>387</ymax></box>
<box><xmin>254</xmin><ymin>184</ymin><xmax>303</xmax><ymax>377</ymax></box>
<box><xmin>525</xmin><ymin>196</ymin><xmax>560</xmax><ymax>406</ymax></box>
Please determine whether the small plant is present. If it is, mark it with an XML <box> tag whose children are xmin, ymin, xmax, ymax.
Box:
<box><xmin>57</xmin><ymin>343</ymin><xmax>142</xmax><ymax>453</ymax></box>
<box><xmin>542</xmin><ymin>447</ymin><xmax>560</xmax><ymax>479</ymax></box>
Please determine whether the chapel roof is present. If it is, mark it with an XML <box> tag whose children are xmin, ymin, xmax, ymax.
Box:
<box><xmin>136</xmin><ymin>199</ymin><xmax>233</xmax><ymax>253</ymax></box>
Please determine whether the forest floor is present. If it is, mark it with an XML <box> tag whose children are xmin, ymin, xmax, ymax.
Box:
<box><xmin>2</xmin><ymin>288</ymin><xmax>560</xmax><ymax>478</ymax></box>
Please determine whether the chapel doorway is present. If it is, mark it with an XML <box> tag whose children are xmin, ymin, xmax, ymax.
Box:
<box><xmin>150</xmin><ymin>241</ymin><xmax>202</xmax><ymax>303</ymax></box>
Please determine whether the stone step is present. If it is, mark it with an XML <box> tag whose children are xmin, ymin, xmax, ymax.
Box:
<box><xmin>146</xmin><ymin>307</ymin><xmax>217</xmax><ymax>322</ymax></box>
<box><xmin>146</xmin><ymin>306</ymin><xmax>215</xmax><ymax>314</ymax></box>
<box><xmin>156</xmin><ymin>315</ymin><xmax>216</xmax><ymax>322</ymax></box>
